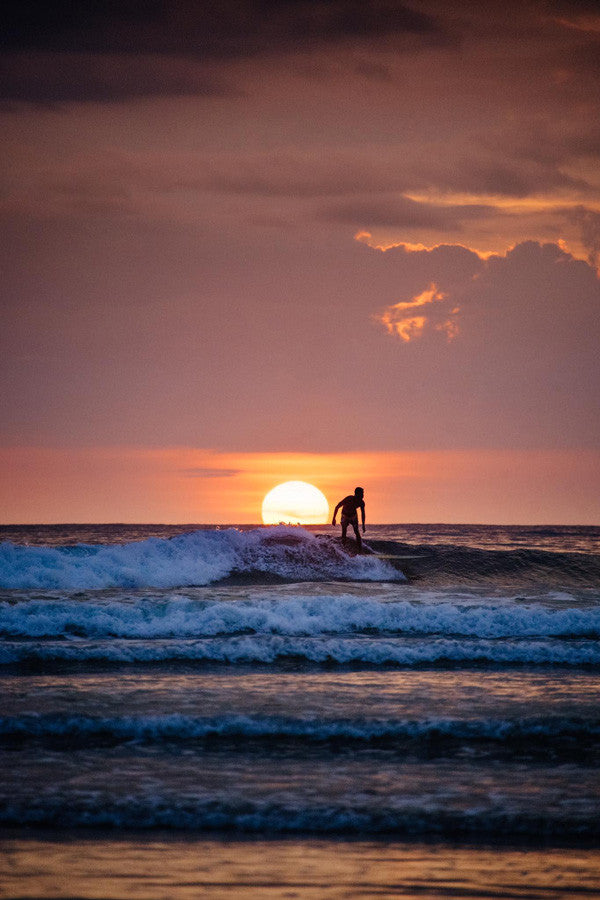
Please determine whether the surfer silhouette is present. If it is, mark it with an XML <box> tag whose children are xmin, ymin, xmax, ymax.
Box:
<box><xmin>332</xmin><ymin>487</ymin><xmax>365</xmax><ymax>550</ymax></box>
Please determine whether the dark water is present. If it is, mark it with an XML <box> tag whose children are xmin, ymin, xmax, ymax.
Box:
<box><xmin>1</xmin><ymin>524</ymin><xmax>599</xmax><ymax>897</ymax></box>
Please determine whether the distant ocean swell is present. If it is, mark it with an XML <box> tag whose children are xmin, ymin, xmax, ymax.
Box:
<box><xmin>2</xmin><ymin>526</ymin><xmax>599</xmax><ymax>590</ymax></box>
<box><xmin>393</xmin><ymin>543</ymin><xmax>600</xmax><ymax>587</ymax></box>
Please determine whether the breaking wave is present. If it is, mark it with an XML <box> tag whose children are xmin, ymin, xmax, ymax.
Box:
<box><xmin>2</xmin><ymin>635</ymin><xmax>599</xmax><ymax>668</ymax></box>
<box><xmin>0</xmin><ymin>527</ymin><xmax>400</xmax><ymax>590</ymax></box>
<box><xmin>1</xmin><ymin>593</ymin><xmax>599</xmax><ymax>640</ymax></box>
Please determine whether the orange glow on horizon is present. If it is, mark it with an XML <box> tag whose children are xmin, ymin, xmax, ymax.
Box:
<box><xmin>1</xmin><ymin>445</ymin><xmax>599</xmax><ymax>525</ymax></box>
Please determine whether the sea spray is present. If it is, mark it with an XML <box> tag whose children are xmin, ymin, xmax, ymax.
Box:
<box><xmin>0</xmin><ymin>527</ymin><xmax>399</xmax><ymax>590</ymax></box>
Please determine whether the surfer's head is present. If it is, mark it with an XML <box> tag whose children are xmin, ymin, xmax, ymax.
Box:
<box><xmin>354</xmin><ymin>486</ymin><xmax>364</xmax><ymax>498</ymax></box>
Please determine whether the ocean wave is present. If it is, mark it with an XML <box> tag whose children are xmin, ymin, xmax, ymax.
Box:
<box><xmin>0</xmin><ymin>528</ymin><xmax>400</xmax><ymax>590</ymax></box>
<box><xmin>1</xmin><ymin>712</ymin><xmax>597</xmax><ymax>745</ymax></box>
<box><xmin>1</xmin><ymin>635</ymin><xmax>599</xmax><ymax>667</ymax></box>
<box><xmin>2</xmin><ymin>594</ymin><xmax>599</xmax><ymax>640</ymax></box>
<box><xmin>2</xmin><ymin>528</ymin><xmax>599</xmax><ymax>593</ymax></box>
<box><xmin>0</xmin><ymin>797</ymin><xmax>596</xmax><ymax>838</ymax></box>
<box><xmin>370</xmin><ymin>540</ymin><xmax>600</xmax><ymax>587</ymax></box>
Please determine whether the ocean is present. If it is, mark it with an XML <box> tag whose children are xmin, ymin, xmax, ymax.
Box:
<box><xmin>0</xmin><ymin>523</ymin><xmax>599</xmax><ymax>898</ymax></box>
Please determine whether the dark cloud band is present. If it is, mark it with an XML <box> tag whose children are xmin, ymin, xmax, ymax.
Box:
<box><xmin>1</xmin><ymin>0</ymin><xmax>441</xmax><ymax>56</ymax></box>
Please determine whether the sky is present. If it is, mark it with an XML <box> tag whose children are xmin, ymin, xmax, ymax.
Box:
<box><xmin>1</xmin><ymin>0</ymin><xmax>599</xmax><ymax>524</ymax></box>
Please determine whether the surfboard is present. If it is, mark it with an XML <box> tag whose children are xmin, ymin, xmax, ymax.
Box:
<box><xmin>373</xmin><ymin>553</ymin><xmax>425</xmax><ymax>560</ymax></box>
<box><xmin>340</xmin><ymin>538</ymin><xmax>372</xmax><ymax>556</ymax></box>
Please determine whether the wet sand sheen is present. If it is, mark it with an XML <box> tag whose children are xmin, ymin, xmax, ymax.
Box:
<box><xmin>1</xmin><ymin>835</ymin><xmax>599</xmax><ymax>899</ymax></box>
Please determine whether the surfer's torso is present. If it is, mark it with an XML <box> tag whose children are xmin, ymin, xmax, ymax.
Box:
<box><xmin>340</xmin><ymin>495</ymin><xmax>364</xmax><ymax>520</ymax></box>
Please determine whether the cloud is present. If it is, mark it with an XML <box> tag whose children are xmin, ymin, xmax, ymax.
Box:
<box><xmin>0</xmin><ymin>52</ymin><xmax>234</xmax><ymax>103</ymax></box>
<box><xmin>551</xmin><ymin>3</ymin><xmax>600</xmax><ymax>35</ymax></box>
<box><xmin>2</xmin><ymin>1</ymin><xmax>442</xmax><ymax>56</ymax></box>
<box><xmin>565</xmin><ymin>205</ymin><xmax>600</xmax><ymax>267</ymax></box>
<box><xmin>377</xmin><ymin>283</ymin><xmax>459</xmax><ymax>342</ymax></box>
<box><xmin>203</xmin><ymin>149</ymin><xmax>412</xmax><ymax>198</ymax></box>
<box><xmin>323</xmin><ymin>196</ymin><xmax>495</xmax><ymax>230</ymax></box>
<box><xmin>414</xmin><ymin>155</ymin><xmax>589</xmax><ymax>198</ymax></box>
<box><xmin>0</xmin><ymin>1</ymin><xmax>445</xmax><ymax>101</ymax></box>
<box><xmin>181</xmin><ymin>467</ymin><xmax>242</xmax><ymax>478</ymax></box>
<box><xmin>374</xmin><ymin>240</ymin><xmax>600</xmax><ymax>357</ymax></box>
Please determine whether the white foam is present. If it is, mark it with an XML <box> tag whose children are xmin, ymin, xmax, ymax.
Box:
<box><xmin>0</xmin><ymin>527</ymin><xmax>399</xmax><ymax>590</ymax></box>
<box><xmin>1</xmin><ymin>593</ymin><xmax>598</xmax><ymax>640</ymax></box>
<box><xmin>1</xmin><ymin>635</ymin><xmax>599</xmax><ymax>666</ymax></box>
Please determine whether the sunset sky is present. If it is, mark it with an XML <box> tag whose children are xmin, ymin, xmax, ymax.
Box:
<box><xmin>1</xmin><ymin>0</ymin><xmax>599</xmax><ymax>524</ymax></box>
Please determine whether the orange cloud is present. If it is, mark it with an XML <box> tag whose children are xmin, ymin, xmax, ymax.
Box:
<box><xmin>355</xmin><ymin>232</ymin><xmax>494</xmax><ymax>259</ymax></box>
<box><xmin>388</xmin><ymin>315</ymin><xmax>427</xmax><ymax>341</ymax></box>
<box><xmin>377</xmin><ymin>283</ymin><xmax>457</xmax><ymax>342</ymax></box>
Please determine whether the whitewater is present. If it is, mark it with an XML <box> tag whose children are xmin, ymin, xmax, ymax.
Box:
<box><xmin>1</xmin><ymin>522</ymin><xmax>599</xmax><ymax>892</ymax></box>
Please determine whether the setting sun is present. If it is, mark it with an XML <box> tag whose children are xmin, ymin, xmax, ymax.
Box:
<box><xmin>261</xmin><ymin>481</ymin><xmax>329</xmax><ymax>525</ymax></box>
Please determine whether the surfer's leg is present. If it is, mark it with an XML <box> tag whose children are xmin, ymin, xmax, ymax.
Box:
<box><xmin>352</xmin><ymin>519</ymin><xmax>362</xmax><ymax>550</ymax></box>
<box><xmin>341</xmin><ymin>515</ymin><xmax>349</xmax><ymax>544</ymax></box>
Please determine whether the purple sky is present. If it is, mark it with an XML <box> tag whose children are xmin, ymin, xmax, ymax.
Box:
<box><xmin>1</xmin><ymin>0</ymin><xmax>599</xmax><ymax>522</ymax></box>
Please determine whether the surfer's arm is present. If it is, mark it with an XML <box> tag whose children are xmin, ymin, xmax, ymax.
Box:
<box><xmin>332</xmin><ymin>500</ymin><xmax>343</xmax><ymax>524</ymax></box>
<box><xmin>360</xmin><ymin>503</ymin><xmax>366</xmax><ymax>532</ymax></box>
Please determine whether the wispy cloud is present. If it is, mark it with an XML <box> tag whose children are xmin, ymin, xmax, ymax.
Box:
<box><xmin>323</xmin><ymin>196</ymin><xmax>495</xmax><ymax>230</ymax></box>
<box><xmin>181</xmin><ymin>467</ymin><xmax>242</xmax><ymax>478</ymax></box>
<box><xmin>0</xmin><ymin>52</ymin><xmax>235</xmax><ymax>104</ymax></box>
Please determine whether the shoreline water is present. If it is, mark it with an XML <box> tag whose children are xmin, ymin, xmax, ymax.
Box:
<box><xmin>2</xmin><ymin>832</ymin><xmax>599</xmax><ymax>900</ymax></box>
<box><xmin>3</xmin><ymin>826</ymin><xmax>600</xmax><ymax>848</ymax></box>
